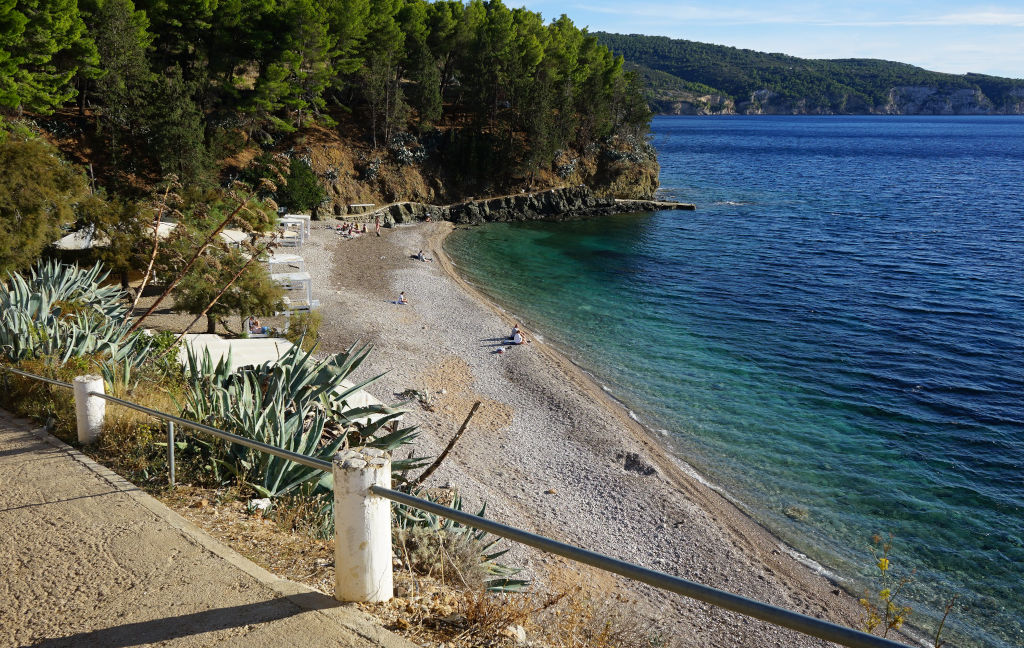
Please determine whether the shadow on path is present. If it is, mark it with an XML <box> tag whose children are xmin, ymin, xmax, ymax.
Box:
<box><xmin>27</xmin><ymin>592</ymin><xmax>339</xmax><ymax>648</ymax></box>
<box><xmin>0</xmin><ymin>490</ymin><xmax>126</xmax><ymax>514</ymax></box>
<box><xmin>0</xmin><ymin>438</ymin><xmax>59</xmax><ymax>459</ymax></box>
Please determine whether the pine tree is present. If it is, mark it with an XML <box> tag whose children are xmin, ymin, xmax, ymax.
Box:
<box><xmin>0</xmin><ymin>0</ymin><xmax>92</xmax><ymax>114</ymax></box>
<box><xmin>88</xmin><ymin>0</ymin><xmax>155</xmax><ymax>165</ymax></box>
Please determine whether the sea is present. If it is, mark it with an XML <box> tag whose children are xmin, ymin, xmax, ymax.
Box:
<box><xmin>443</xmin><ymin>116</ymin><xmax>1024</xmax><ymax>648</ymax></box>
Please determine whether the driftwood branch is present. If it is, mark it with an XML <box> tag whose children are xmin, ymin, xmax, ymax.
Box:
<box><xmin>410</xmin><ymin>401</ymin><xmax>481</xmax><ymax>488</ymax></box>
<box><xmin>128</xmin><ymin>194</ymin><xmax>252</xmax><ymax>334</ymax></box>
<box><xmin>130</xmin><ymin>184</ymin><xmax>172</xmax><ymax>313</ymax></box>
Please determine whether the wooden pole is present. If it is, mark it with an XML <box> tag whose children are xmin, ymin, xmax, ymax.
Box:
<box><xmin>130</xmin><ymin>184</ymin><xmax>172</xmax><ymax>313</ymax></box>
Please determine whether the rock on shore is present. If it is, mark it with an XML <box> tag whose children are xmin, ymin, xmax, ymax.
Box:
<box><xmin>370</xmin><ymin>185</ymin><xmax>695</xmax><ymax>227</ymax></box>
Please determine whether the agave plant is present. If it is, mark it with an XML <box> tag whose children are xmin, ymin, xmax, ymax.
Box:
<box><xmin>394</xmin><ymin>489</ymin><xmax>528</xmax><ymax>592</ymax></box>
<box><xmin>181</xmin><ymin>340</ymin><xmax>424</xmax><ymax>497</ymax></box>
<box><xmin>0</xmin><ymin>260</ymin><xmax>152</xmax><ymax>383</ymax></box>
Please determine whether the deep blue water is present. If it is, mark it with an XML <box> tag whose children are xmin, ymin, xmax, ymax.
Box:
<box><xmin>443</xmin><ymin>116</ymin><xmax>1024</xmax><ymax>648</ymax></box>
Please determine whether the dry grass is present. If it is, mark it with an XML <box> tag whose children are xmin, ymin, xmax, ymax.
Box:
<box><xmin>0</xmin><ymin>356</ymin><xmax>88</xmax><ymax>441</ymax></box>
<box><xmin>160</xmin><ymin>485</ymin><xmax>337</xmax><ymax>593</ymax></box>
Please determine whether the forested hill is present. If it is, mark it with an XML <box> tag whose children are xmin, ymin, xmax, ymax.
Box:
<box><xmin>594</xmin><ymin>32</ymin><xmax>1024</xmax><ymax>115</ymax></box>
<box><xmin>0</xmin><ymin>1</ymin><xmax>656</xmax><ymax>219</ymax></box>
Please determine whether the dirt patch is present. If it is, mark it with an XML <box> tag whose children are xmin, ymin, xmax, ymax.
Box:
<box><xmin>418</xmin><ymin>356</ymin><xmax>513</xmax><ymax>436</ymax></box>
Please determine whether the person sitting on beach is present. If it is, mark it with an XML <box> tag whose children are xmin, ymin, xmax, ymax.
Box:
<box><xmin>512</xmin><ymin>330</ymin><xmax>524</xmax><ymax>345</ymax></box>
<box><xmin>398</xmin><ymin>291</ymin><xmax>408</xmax><ymax>304</ymax></box>
<box><xmin>362</xmin><ymin>223</ymin><xmax>368</xmax><ymax>233</ymax></box>
<box><xmin>245</xmin><ymin>316</ymin><xmax>267</xmax><ymax>335</ymax></box>
<box><xmin>509</xmin><ymin>323</ymin><xmax>521</xmax><ymax>340</ymax></box>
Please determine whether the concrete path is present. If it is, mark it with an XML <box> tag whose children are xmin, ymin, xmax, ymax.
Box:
<box><xmin>0</xmin><ymin>410</ymin><xmax>414</xmax><ymax>648</ymax></box>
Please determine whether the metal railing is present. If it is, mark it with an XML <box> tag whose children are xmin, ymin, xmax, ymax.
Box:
<box><xmin>0</xmin><ymin>365</ymin><xmax>914</xmax><ymax>648</ymax></box>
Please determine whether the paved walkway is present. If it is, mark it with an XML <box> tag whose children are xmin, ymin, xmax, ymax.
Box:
<box><xmin>0</xmin><ymin>410</ymin><xmax>414</xmax><ymax>648</ymax></box>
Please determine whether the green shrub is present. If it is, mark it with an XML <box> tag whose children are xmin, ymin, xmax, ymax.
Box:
<box><xmin>284</xmin><ymin>310</ymin><xmax>322</xmax><ymax>351</ymax></box>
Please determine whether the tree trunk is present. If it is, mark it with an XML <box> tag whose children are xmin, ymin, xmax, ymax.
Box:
<box><xmin>206</xmin><ymin>314</ymin><xmax>217</xmax><ymax>334</ymax></box>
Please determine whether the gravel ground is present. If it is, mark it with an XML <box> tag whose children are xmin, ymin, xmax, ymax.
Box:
<box><xmin>279</xmin><ymin>223</ymin><xmax>872</xmax><ymax>647</ymax></box>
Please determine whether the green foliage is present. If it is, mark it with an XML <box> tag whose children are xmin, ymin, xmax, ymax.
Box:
<box><xmin>146</xmin><ymin>65</ymin><xmax>211</xmax><ymax>186</ymax></box>
<box><xmin>0</xmin><ymin>134</ymin><xmax>89</xmax><ymax>275</ymax></box>
<box><xmin>0</xmin><ymin>0</ymin><xmax>93</xmax><ymax>114</ymax></box>
<box><xmin>180</xmin><ymin>341</ymin><xmax>419</xmax><ymax>497</ymax></box>
<box><xmin>156</xmin><ymin>193</ymin><xmax>283</xmax><ymax>333</ymax></box>
<box><xmin>394</xmin><ymin>489</ymin><xmax>527</xmax><ymax>592</ymax></box>
<box><xmin>284</xmin><ymin>310</ymin><xmax>322</xmax><ymax>351</ymax></box>
<box><xmin>170</xmin><ymin>246</ymin><xmax>283</xmax><ymax>334</ymax></box>
<box><xmin>277</xmin><ymin>157</ymin><xmax>325</xmax><ymax>214</ymax></box>
<box><xmin>88</xmin><ymin>0</ymin><xmax>155</xmax><ymax>165</ymax></box>
<box><xmin>0</xmin><ymin>260</ymin><xmax>153</xmax><ymax>385</ymax></box>
<box><xmin>75</xmin><ymin>192</ymin><xmax>150</xmax><ymax>283</ymax></box>
<box><xmin>6</xmin><ymin>1</ymin><xmax>654</xmax><ymax>197</ymax></box>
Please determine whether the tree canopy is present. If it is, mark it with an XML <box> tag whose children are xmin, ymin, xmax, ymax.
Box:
<box><xmin>1</xmin><ymin>0</ymin><xmax>650</xmax><ymax>192</ymax></box>
<box><xmin>0</xmin><ymin>133</ymin><xmax>89</xmax><ymax>275</ymax></box>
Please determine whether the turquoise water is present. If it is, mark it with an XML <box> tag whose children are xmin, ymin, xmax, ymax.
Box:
<box><xmin>444</xmin><ymin>116</ymin><xmax>1024</xmax><ymax>648</ymax></box>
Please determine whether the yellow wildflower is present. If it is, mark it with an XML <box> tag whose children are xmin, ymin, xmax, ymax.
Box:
<box><xmin>880</xmin><ymin>589</ymin><xmax>891</xmax><ymax>600</ymax></box>
<box><xmin>877</xmin><ymin>557</ymin><xmax>889</xmax><ymax>572</ymax></box>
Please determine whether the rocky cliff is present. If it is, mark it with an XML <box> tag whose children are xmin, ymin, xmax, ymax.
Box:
<box><xmin>293</xmin><ymin>127</ymin><xmax>660</xmax><ymax>218</ymax></box>
<box><xmin>652</xmin><ymin>85</ymin><xmax>1024</xmax><ymax>116</ymax></box>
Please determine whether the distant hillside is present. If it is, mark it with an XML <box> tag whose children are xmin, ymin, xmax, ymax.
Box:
<box><xmin>595</xmin><ymin>32</ymin><xmax>1024</xmax><ymax>115</ymax></box>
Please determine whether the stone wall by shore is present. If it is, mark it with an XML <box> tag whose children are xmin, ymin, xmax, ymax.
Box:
<box><xmin>366</xmin><ymin>186</ymin><xmax>694</xmax><ymax>227</ymax></box>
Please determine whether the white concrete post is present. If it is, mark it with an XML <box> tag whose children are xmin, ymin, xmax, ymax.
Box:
<box><xmin>333</xmin><ymin>447</ymin><xmax>393</xmax><ymax>602</ymax></box>
<box><xmin>73</xmin><ymin>375</ymin><xmax>106</xmax><ymax>444</ymax></box>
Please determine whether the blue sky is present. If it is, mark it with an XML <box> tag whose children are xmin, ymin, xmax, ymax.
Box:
<box><xmin>513</xmin><ymin>0</ymin><xmax>1024</xmax><ymax>78</ymax></box>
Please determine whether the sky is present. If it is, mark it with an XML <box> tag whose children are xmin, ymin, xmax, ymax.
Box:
<box><xmin>512</xmin><ymin>0</ymin><xmax>1024</xmax><ymax>78</ymax></box>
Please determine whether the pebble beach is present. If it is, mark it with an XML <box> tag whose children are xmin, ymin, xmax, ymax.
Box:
<box><xmin>306</xmin><ymin>220</ymin><xmax>868</xmax><ymax>647</ymax></box>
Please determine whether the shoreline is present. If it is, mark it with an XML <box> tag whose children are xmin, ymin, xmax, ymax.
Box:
<box><xmin>434</xmin><ymin>226</ymin><xmax>856</xmax><ymax>581</ymax></box>
<box><xmin>309</xmin><ymin>221</ymin><xmax>875</xmax><ymax>647</ymax></box>
<box><xmin>433</xmin><ymin>225</ymin><xmax>847</xmax><ymax>585</ymax></box>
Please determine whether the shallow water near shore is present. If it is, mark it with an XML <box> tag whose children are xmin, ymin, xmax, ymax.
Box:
<box><xmin>444</xmin><ymin>116</ymin><xmax>1024</xmax><ymax>648</ymax></box>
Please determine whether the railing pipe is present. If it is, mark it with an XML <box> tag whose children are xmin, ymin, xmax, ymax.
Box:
<box><xmin>372</xmin><ymin>486</ymin><xmax>912</xmax><ymax>648</ymax></box>
<box><xmin>1</xmin><ymin>367</ymin><xmax>73</xmax><ymax>389</ymax></box>
<box><xmin>84</xmin><ymin>391</ymin><xmax>331</xmax><ymax>472</ymax></box>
